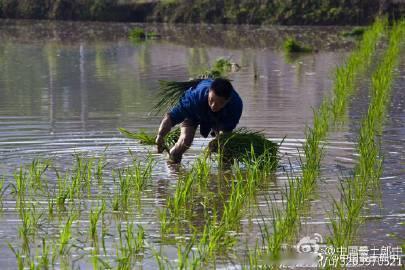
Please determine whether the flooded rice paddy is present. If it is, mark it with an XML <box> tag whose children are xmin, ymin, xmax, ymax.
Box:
<box><xmin>0</xmin><ymin>19</ymin><xmax>404</xmax><ymax>269</ymax></box>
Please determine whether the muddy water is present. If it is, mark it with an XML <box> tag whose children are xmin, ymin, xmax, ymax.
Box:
<box><xmin>0</xmin><ymin>19</ymin><xmax>403</xmax><ymax>268</ymax></box>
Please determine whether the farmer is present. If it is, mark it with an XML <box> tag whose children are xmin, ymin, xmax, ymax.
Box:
<box><xmin>156</xmin><ymin>78</ymin><xmax>243</xmax><ymax>163</ymax></box>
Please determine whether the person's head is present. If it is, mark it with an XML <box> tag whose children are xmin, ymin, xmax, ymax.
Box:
<box><xmin>208</xmin><ymin>78</ymin><xmax>233</xmax><ymax>112</ymax></box>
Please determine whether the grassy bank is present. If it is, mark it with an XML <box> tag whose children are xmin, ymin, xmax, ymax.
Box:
<box><xmin>0</xmin><ymin>0</ymin><xmax>403</xmax><ymax>25</ymax></box>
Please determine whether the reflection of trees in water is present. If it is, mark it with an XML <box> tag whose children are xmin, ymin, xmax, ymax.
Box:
<box><xmin>0</xmin><ymin>20</ymin><xmax>356</xmax><ymax>51</ymax></box>
<box><xmin>0</xmin><ymin>41</ymin><xmax>45</xmax><ymax>116</ymax></box>
<box><xmin>138</xmin><ymin>42</ymin><xmax>151</xmax><ymax>73</ymax></box>
<box><xmin>44</xmin><ymin>42</ymin><xmax>58</xmax><ymax>133</ymax></box>
<box><xmin>159</xmin><ymin>24</ymin><xmax>355</xmax><ymax>51</ymax></box>
<box><xmin>186</xmin><ymin>47</ymin><xmax>209</xmax><ymax>77</ymax></box>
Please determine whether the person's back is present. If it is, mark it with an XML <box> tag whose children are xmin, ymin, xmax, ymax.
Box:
<box><xmin>156</xmin><ymin>78</ymin><xmax>243</xmax><ymax>163</ymax></box>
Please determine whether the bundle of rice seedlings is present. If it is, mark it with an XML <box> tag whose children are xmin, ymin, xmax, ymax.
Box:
<box><xmin>207</xmin><ymin>128</ymin><xmax>279</xmax><ymax>169</ymax></box>
<box><xmin>153</xmin><ymin>79</ymin><xmax>204</xmax><ymax>114</ymax></box>
<box><xmin>283</xmin><ymin>38</ymin><xmax>313</xmax><ymax>53</ymax></box>
<box><xmin>118</xmin><ymin>127</ymin><xmax>180</xmax><ymax>153</ymax></box>
<box><xmin>213</xmin><ymin>57</ymin><xmax>233</xmax><ymax>73</ymax></box>
<box><xmin>153</xmin><ymin>58</ymin><xmax>239</xmax><ymax>114</ymax></box>
<box><xmin>129</xmin><ymin>27</ymin><xmax>146</xmax><ymax>41</ymax></box>
<box><xmin>342</xmin><ymin>27</ymin><xmax>365</xmax><ymax>37</ymax></box>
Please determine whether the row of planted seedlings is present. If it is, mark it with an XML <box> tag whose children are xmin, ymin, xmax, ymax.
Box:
<box><xmin>1</xmin><ymin>151</ymin><xmax>160</xmax><ymax>269</ymax></box>
<box><xmin>327</xmin><ymin>20</ymin><xmax>405</xmax><ymax>266</ymax></box>
<box><xmin>252</xmin><ymin>17</ymin><xmax>388</xmax><ymax>262</ymax></box>
<box><xmin>150</xmin><ymin>130</ymin><xmax>280</xmax><ymax>269</ymax></box>
<box><xmin>0</xmin><ymin>145</ymin><xmax>275</xmax><ymax>270</ymax></box>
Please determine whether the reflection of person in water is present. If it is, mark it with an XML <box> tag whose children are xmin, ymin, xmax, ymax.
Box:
<box><xmin>156</xmin><ymin>78</ymin><xmax>243</xmax><ymax>163</ymax></box>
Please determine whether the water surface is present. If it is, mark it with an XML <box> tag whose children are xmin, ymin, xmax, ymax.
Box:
<box><xmin>0</xmin><ymin>19</ymin><xmax>403</xmax><ymax>268</ymax></box>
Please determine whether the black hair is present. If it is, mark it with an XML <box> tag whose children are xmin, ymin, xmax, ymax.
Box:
<box><xmin>210</xmin><ymin>78</ymin><xmax>233</xmax><ymax>99</ymax></box>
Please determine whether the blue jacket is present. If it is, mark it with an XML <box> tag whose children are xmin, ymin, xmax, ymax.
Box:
<box><xmin>169</xmin><ymin>79</ymin><xmax>243</xmax><ymax>138</ymax></box>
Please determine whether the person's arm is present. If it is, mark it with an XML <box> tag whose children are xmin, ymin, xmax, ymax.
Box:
<box><xmin>156</xmin><ymin>113</ymin><xmax>173</xmax><ymax>153</ymax></box>
<box><xmin>155</xmin><ymin>89</ymin><xmax>196</xmax><ymax>152</ymax></box>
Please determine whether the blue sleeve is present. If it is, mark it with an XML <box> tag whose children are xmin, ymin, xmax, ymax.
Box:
<box><xmin>168</xmin><ymin>79</ymin><xmax>212</xmax><ymax>126</ymax></box>
<box><xmin>168</xmin><ymin>88</ymin><xmax>196</xmax><ymax>126</ymax></box>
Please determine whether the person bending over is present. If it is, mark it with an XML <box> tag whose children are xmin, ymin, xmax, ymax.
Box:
<box><xmin>156</xmin><ymin>78</ymin><xmax>243</xmax><ymax>163</ymax></box>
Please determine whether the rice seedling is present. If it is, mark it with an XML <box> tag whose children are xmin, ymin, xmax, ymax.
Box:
<box><xmin>119</xmin><ymin>127</ymin><xmax>180</xmax><ymax>153</ymax></box>
<box><xmin>47</xmin><ymin>196</ymin><xmax>55</xmax><ymax>217</ymax></box>
<box><xmin>150</xmin><ymin>244</ymin><xmax>170</xmax><ymax>270</ymax></box>
<box><xmin>100</xmin><ymin>199</ymin><xmax>109</xmax><ymax>256</ymax></box>
<box><xmin>328</xmin><ymin>20</ymin><xmax>405</xmax><ymax>254</ymax></box>
<box><xmin>28</xmin><ymin>159</ymin><xmax>49</xmax><ymax>192</ymax></box>
<box><xmin>0</xmin><ymin>176</ymin><xmax>6</xmax><ymax>210</ymax></box>
<box><xmin>39</xmin><ymin>238</ymin><xmax>51</xmax><ymax>269</ymax></box>
<box><xmin>59</xmin><ymin>215</ymin><xmax>76</xmax><ymax>255</ymax></box>
<box><xmin>331</xmin><ymin>17</ymin><xmax>385</xmax><ymax>120</ymax></box>
<box><xmin>18</xmin><ymin>202</ymin><xmax>43</xmax><ymax>253</ymax></box>
<box><xmin>208</xmin><ymin>128</ymin><xmax>280</xmax><ymax>169</ymax></box>
<box><xmin>177</xmin><ymin>234</ymin><xmax>202</xmax><ymax>270</ymax></box>
<box><xmin>116</xmin><ymin>222</ymin><xmax>145</xmax><ymax>269</ymax></box>
<box><xmin>115</xmin><ymin>168</ymin><xmax>132</xmax><ymax>211</ymax></box>
<box><xmin>72</xmin><ymin>155</ymin><xmax>95</xmax><ymax>197</ymax></box>
<box><xmin>95</xmin><ymin>157</ymin><xmax>106</xmax><ymax>186</ymax></box>
<box><xmin>128</xmin><ymin>155</ymin><xmax>154</xmax><ymax>193</ymax></box>
<box><xmin>8</xmin><ymin>243</ymin><xmax>25</xmax><ymax>270</ymax></box>
<box><xmin>189</xmin><ymin>161</ymin><xmax>270</xmax><ymax>263</ymax></box>
<box><xmin>241</xmin><ymin>241</ymin><xmax>262</xmax><ymax>270</ymax></box>
<box><xmin>283</xmin><ymin>38</ymin><xmax>313</xmax><ymax>53</ymax></box>
<box><xmin>89</xmin><ymin>207</ymin><xmax>103</xmax><ymax>244</ymax></box>
<box><xmin>13</xmin><ymin>168</ymin><xmax>28</xmax><ymax>208</ymax></box>
<box><xmin>111</xmin><ymin>156</ymin><xmax>155</xmax><ymax>212</ymax></box>
<box><xmin>56</xmin><ymin>171</ymin><xmax>69</xmax><ymax>210</ymax></box>
<box><xmin>261</xmin><ymin>17</ymin><xmax>387</xmax><ymax>259</ymax></box>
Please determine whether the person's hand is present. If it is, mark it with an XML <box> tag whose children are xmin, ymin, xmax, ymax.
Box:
<box><xmin>156</xmin><ymin>135</ymin><xmax>165</xmax><ymax>153</ymax></box>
